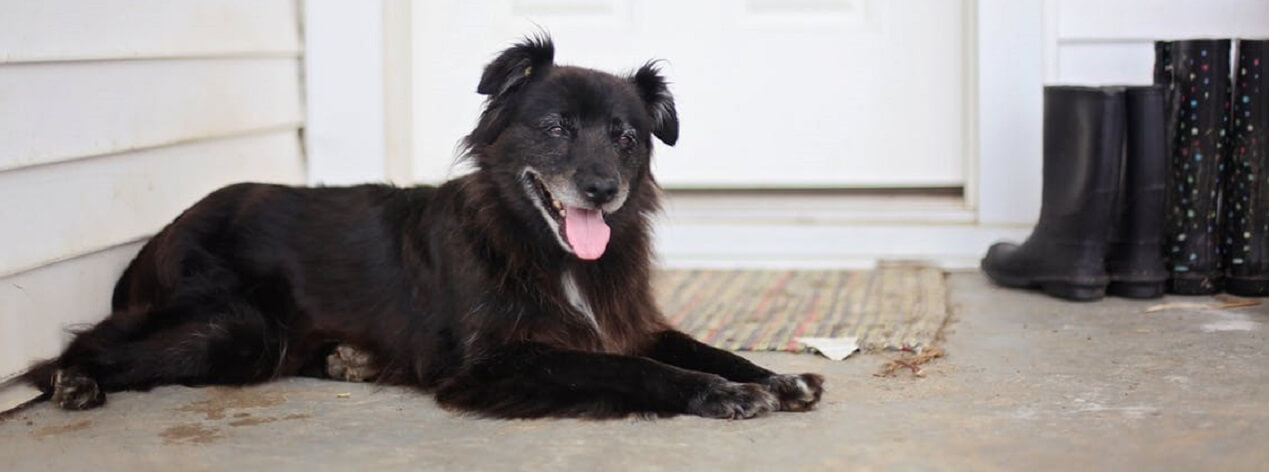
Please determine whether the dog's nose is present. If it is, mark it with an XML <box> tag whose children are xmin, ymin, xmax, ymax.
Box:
<box><xmin>582</xmin><ymin>177</ymin><xmax>619</xmax><ymax>205</ymax></box>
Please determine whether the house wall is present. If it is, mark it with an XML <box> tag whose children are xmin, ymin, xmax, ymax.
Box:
<box><xmin>0</xmin><ymin>0</ymin><xmax>306</xmax><ymax>385</ymax></box>
<box><xmin>1047</xmin><ymin>0</ymin><xmax>1267</xmax><ymax>85</ymax></box>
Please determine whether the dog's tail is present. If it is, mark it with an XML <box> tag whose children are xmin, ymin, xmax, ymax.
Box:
<box><xmin>18</xmin><ymin>359</ymin><xmax>58</xmax><ymax>395</ymax></box>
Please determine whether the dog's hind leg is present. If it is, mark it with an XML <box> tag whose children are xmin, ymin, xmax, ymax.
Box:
<box><xmin>324</xmin><ymin>344</ymin><xmax>380</xmax><ymax>382</ymax></box>
<box><xmin>26</xmin><ymin>296</ymin><xmax>285</xmax><ymax>410</ymax></box>
<box><xmin>293</xmin><ymin>344</ymin><xmax>381</xmax><ymax>382</ymax></box>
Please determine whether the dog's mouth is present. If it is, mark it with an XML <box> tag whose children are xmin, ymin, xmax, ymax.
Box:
<box><xmin>523</xmin><ymin>170</ymin><xmax>611</xmax><ymax>261</ymax></box>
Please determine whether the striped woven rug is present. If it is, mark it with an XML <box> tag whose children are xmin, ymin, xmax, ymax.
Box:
<box><xmin>654</xmin><ymin>265</ymin><xmax>949</xmax><ymax>353</ymax></box>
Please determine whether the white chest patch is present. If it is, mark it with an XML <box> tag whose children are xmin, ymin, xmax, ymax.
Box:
<box><xmin>561</xmin><ymin>272</ymin><xmax>600</xmax><ymax>333</ymax></box>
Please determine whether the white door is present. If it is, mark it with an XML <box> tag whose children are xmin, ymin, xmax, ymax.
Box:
<box><xmin>412</xmin><ymin>0</ymin><xmax>968</xmax><ymax>188</ymax></box>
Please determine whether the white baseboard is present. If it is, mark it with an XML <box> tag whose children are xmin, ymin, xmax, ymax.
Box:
<box><xmin>0</xmin><ymin>381</ymin><xmax>40</xmax><ymax>414</ymax></box>
<box><xmin>652</xmin><ymin>191</ymin><xmax>1033</xmax><ymax>269</ymax></box>
<box><xmin>653</xmin><ymin>221</ymin><xmax>1031</xmax><ymax>269</ymax></box>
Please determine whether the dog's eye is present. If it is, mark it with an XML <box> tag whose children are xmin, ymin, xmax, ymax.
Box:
<box><xmin>617</xmin><ymin>135</ymin><xmax>634</xmax><ymax>148</ymax></box>
<box><xmin>547</xmin><ymin>126</ymin><xmax>566</xmax><ymax>138</ymax></box>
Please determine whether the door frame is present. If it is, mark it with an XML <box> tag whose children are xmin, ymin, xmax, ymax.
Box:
<box><xmin>972</xmin><ymin>0</ymin><xmax>1045</xmax><ymax>226</ymax></box>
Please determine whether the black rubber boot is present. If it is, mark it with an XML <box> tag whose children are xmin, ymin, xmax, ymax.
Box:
<box><xmin>1107</xmin><ymin>86</ymin><xmax>1170</xmax><ymax>298</ymax></box>
<box><xmin>1223</xmin><ymin>39</ymin><xmax>1269</xmax><ymax>297</ymax></box>
<box><xmin>1154</xmin><ymin>39</ymin><xmax>1232</xmax><ymax>295</ymax></box>
<box><xmin>982</xmin><ymin>87</ymin><xmax>1125</xmax><ymax>302</ymax></box>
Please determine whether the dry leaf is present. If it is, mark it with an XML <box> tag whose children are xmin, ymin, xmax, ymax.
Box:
<box><xmin>1145</xmin><ymin>299</ymin><xmax>1261</xmax><ymax>313</ymax></box>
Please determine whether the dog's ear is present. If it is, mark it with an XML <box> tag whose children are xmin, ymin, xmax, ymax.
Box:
<box><xmin>630</xmin><ymin>61</ymin><xmax>679</xmax><ymax>146</ymax></box>
<box><xmin>477</xmin><ymin>35</ymin><xmax>555</xmax><ymax>97</ymax></box>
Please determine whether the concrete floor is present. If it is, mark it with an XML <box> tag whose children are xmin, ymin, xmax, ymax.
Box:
<box><xmin>1</xmin><ymin>272</ymin><xmax>1266</xmax><ymax>471</ymax></box>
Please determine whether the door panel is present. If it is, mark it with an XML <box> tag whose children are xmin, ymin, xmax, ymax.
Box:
<box><xmin>413</xmin><ymin>0</ymin><xmax>966</xmax><ymax>188</ymax></box>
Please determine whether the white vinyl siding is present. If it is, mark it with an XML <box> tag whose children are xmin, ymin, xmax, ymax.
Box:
<box><xmin>0</xmin><ymin>0</ymin><xmax>299</xmax><ymax>62</ymax></box>
<box><xmin>0</xmin><ymin>0</ymin><xmax>305</xmax><ymax>385</ymax></box>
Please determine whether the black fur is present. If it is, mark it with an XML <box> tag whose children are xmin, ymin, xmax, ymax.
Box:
<box><xmin>24</xmin><ymin>36</ymin><xmax>823</xmax><ymax>419</ymax></box>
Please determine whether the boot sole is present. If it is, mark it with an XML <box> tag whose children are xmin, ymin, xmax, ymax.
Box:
<box><xmin>982</xmin><ymin>265</ymin><xmax>1107</xmax><ymax>302</ymax></box>
<box><xmin>1040</xmin><ymin>282</ymin><xmax>1107</xmax><ymax>301</ymax></box>
<box><xmin>1225</xmin><ymin>276</ymin><xmax>1269</xmax><ymax>297</ymax></box>
<box><xmin>1168</xmin><ymin>272</ymin><xmax>1223</xmax><ymax>295</ymax></box>
<box><xmin>1107</xmin><ymin>281</ymin><xmax>1167</xmax><ymax>299</ymax></box>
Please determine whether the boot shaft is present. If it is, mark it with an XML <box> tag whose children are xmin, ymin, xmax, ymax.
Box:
<box><xmin>1108</xmin><ymin>86</ymin><xmax>1169</xmax><ymax>285</ymax></box>
<box><xmin>1038</xmin><ymin>87</ymin><xmax>1125</xmax><ymax>243</ymax></box>
<box><xmin>1155</xmin><ymin>39</ymin><xmax>1232</xmax><ymax>289</ymax></box>
<box><xmin>1114</xmin><ymin>86</ymin><xmax>1169</xmax><ymax>245</ymax></box>
<box><xmin>1224</xmin><ymin>38</ymin><xmax>1269</xmax><ymax>286</ymax></box>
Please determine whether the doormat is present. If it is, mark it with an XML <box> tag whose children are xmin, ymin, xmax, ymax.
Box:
<box><xmin>654</xmin><ymin>265</ymin><xmax>949</xmax><ymax>353</ymax></box>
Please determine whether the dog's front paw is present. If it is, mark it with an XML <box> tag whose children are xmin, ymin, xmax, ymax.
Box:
<box><xmin>51</xmin><ymin>369</ymin><xmax>106</xmax><ymax>410</ymax></box>
<box><xmin>762</xmin><ymin>373</ymin><xmax>824</xmax><ymax>412</ymax></box>
<box><xmin>687</xmin><ymin>380</ymin><xmax>779</xmax><ymax>419</ymax></box>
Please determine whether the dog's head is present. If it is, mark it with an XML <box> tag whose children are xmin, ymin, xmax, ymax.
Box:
<box><xmin>464</xmin><ymin>35</ymin><xmax>678</xmax><ymax>261</ymax></box>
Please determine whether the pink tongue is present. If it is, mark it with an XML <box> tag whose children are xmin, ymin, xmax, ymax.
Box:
<box><xmin>563</xmin><ymin>207</ymin><xmax>611</xmax><ymax>260</ymax></box>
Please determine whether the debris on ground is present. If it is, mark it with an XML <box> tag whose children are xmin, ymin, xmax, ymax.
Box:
<box><xmin>875</xmin><ymin>347</ymin><xmax>945</xmax><ymax>378</ymax></box>
<box><xmin>1144</xmin><ymin>295</ymin><xmax>1262</xmax><ymax>313</ymax></box>
<box><xmin>797</xmin><ymin>336</ymin><xmax>860</xmax><ymax>361</ymax></box>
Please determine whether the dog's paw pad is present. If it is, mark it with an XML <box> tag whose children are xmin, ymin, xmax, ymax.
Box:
<box><xmin>763</xmin><ymin>373</ymin><xmax>824</xmax><ymax>412</ymax></box>
<box><xmin>326</xmin><ymin>345</ymin><xmax>380</xmax><ymax>382</ymax></box>
<box><xmin>51</xmin><ymin>369</ymin><xmax>105</xmax><ymax>410</ymax></box>
<box><xmin>688</xmin><ymin>381</ymin><xmax>779</xmax><ymax>420</ymax></box>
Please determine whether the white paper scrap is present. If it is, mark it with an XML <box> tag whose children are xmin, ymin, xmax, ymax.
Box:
<box><xmin>797</xmin><ymin>336</ymin><xmax>860</xmax><ymax>361</ymax></box>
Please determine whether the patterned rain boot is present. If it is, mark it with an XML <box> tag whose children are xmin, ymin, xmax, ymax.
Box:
<box><xmin>982</xmin><ymin>87</ymin><xmax>1125</xmax><ymax>301</ymax></box>
<box><xmin>1107</xmin><ymin>86</ymin><xmax>1169</xmax><ymax>298</ymax></box>
<box><xmin>1223</xmin><ymin>39</ymin><xmax>1269</xmax><ymax>297</ymax></box>
<box><xmin>1154</xmin><ymin>39</ymin><xmax>1231</xmax><ymax>295</ymax></box>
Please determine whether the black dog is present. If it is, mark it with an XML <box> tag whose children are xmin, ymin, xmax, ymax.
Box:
<box><xmin>24</xmin><ymin>36</ymin><xmax>824</xmax><ymax>419</ymax></box>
